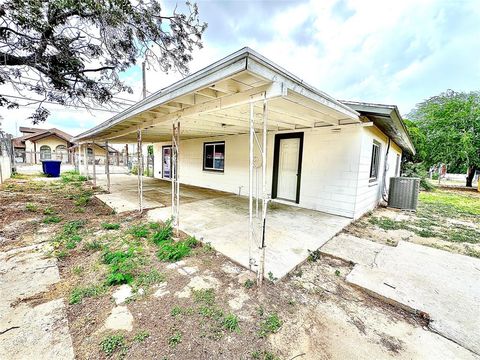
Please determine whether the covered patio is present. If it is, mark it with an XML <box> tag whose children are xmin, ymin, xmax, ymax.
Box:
<box><xmin>94</xmin><ymin>173</ymin><xmax>351</xmax><ymax>279</ymax></box>
<box><xmin>73</xmin><ymin>47</ymin><xmax>361</xmax><ymax>282</ymax></box>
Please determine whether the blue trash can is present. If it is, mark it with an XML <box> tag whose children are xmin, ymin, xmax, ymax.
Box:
<box><xmin>41</xmin><ymin>160</ymin><xmax>62</xmax><ymax>177</ymax></box>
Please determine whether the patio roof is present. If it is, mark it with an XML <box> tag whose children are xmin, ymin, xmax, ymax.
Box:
<box><xmin>72</xmin><ymin>47</ymin><xmax>361</xmax><ymax>144</ymax></box>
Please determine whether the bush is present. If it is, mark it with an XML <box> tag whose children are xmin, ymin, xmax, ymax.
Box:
<box><xmin>402</xmin><ymin>162</ymin><xmax>435</xmax><ymax>191</ymax></box>
<box><xmin>102</xmin><ymin>248</ymin><xmax>136</xmax><ymax>285</ymax></box>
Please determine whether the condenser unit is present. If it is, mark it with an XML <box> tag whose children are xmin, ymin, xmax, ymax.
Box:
<box><xmin>388</xmin><ymin>177</ymin><xmax>420</xmax><ymax>211</ymax></box>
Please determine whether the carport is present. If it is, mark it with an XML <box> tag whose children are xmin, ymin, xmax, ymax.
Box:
<box><xmin>72</xmin><ymin>47</ymin><xmax>360</xmax><ymax>282</ymax></box>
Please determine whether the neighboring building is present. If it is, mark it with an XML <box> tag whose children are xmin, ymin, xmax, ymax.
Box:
<box><xmin>69</xmin><ymin>143</ymin><xmax>120</xmax><ymax>165</ymax></box>
<box><xmin>72</xmin><ymin>47</ymin><xmax>415</xmax><ymax>220</ymax></box>
<box><xmin>12</xmin><ymin>127</ymin><xmax>75</xmax><ymax>163</ymax></box>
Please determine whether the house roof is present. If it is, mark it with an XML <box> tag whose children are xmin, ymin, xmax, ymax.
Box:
<box><xmin>69</xmin><ymin>143</ymin><xmax>119</xmax><ymax>153</ymax></box>
<box><xmin>12</xmin><ymin>128</ymin><xmax>74</xmax><ymax>148</ymax></box>
<box><xmin>340</xmin><ymin>100</ymin><xmax>415</xmax><ymax>154</ymax></box>
<box><xmin>72</xmin><ymin>47</ymin><xmax>361</xmax><ymax>143</ymax></box>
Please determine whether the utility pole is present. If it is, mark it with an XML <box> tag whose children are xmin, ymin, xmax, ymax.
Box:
<box><xmin>142</xmin><ymin>61</ymin><xmax>147</xmax><ymax>100</ymax></box>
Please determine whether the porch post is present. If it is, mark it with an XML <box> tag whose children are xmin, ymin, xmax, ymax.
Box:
<box><xmin>83</xmin><ymin>143</ymin><xmax>88</xmax><ymax>177</ymax></box>
<box><xmin>137</xmin><ymin>129</ymin><xmax>143</xmax><ymax>212</ymax></box>
<box><xmin>92</xmin><ymin>141</ymin><xmax>97</xmax><ymax>187</ymax></box>
<box><xmin>105</xmin><ymin>141</ymin><xmax>111</xmax><ymax>193</ymax></box>
<box><xmin>257</xmin><ymin>98</ymin><xmax>268</xmax><ymax>285</ymax></box>
<box><xmin>171</xmin><ymin>119</ymin><xmax>180</xmax><ymax>233</ymax></box>
<box><xmin>248</xmin><ymin>100</ymin><xmax>254</xmax><ymax>271</ymax></box>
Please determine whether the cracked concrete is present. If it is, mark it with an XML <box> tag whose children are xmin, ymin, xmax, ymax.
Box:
<box><xmin>321</xmin><ymin>234</ymin><xmax>480</xmax><ymax>356</ymax></box>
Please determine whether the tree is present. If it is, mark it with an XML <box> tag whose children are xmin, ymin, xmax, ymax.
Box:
<box><xmin>0</xmin><ymin>0</ymin><xmax>207</xmax><ymax>123</ymax></box>
<box><xmin>408</xmin><ymin>90</ymin><xmax>480</xmax><ymax>187</ymax></box>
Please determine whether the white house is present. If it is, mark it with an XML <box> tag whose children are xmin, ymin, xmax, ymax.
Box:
<box><xmin>72</xmin><ymin>48</ymin><xmax>414</xmax><ymax>278</ymax></box>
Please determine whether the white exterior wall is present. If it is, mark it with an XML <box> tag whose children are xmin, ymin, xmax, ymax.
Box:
<box><xmin>0</xmin><ymin>155</ymin><xmax>12</xmax><ymax>184</ymax></box>
<box><xmin>353</xmin><ymin>126</ymin><xmax>402</xmax><ymax>219</ymax></box>
<box><xmin>153</xmin><ymin>126</ymin><xmax>364</xmax><ymax>218</ymax></box>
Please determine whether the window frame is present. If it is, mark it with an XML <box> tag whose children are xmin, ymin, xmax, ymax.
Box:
<box><xmin>203</xmin><ymin>141</ymin><xmax>225</xmax><ymax>172</ymax></box>
<box><xmin>369</xmin><ymin>140</ymin><xmax>381</xmax><ymax>183</ymax></box>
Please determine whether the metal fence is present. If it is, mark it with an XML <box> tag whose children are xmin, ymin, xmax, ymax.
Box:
<box><xmin>75</xmin><ymin>153</ymin><xmax>154</xmax><ymax>177</ymax></box>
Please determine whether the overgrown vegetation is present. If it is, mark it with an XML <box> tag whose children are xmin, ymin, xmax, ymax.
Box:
<box><xmin>69</xmin><ymin>284</ymin><xmax>106</xmax><ymax>305</ymax></box>
<box><xmin>100</xmin><ymin>334</ymin><xmax>126</xmax><ymax>356</ymax></box>
<box><xmin>258</xmin><ymin>313</ymin><xmax>282</xmax><ymax>338</ymax></box>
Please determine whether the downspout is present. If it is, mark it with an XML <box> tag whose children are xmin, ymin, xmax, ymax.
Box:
<box><xmin>382</xmin><ymin>138</ymin><xmax>391</xmax><ymax>202</ymax></box>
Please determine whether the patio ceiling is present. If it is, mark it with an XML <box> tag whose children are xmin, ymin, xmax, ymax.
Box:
<box><xmin>72</xmin><ymin>48</ymin><xmax>361</xmax><ymax>144</ymax></box>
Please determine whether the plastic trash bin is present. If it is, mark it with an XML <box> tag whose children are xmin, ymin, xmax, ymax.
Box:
<box><xmin>41</xmin><ymin>160</ymin><xmax>62</xmax><ymax>177</ymax></box>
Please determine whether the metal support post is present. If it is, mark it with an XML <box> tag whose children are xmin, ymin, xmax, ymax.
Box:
<box><xmin>257</xmin><ymin>99</ymin><xmax>268</xmax><ymax>285</ymax></box>
<box><xmin>105</xmin><ymin>141</ymin><xmax>111</xmax><ymax>193</ymax></box>
<box><xmin>137</xmin><ymin>129</ymin><xmax>143</xmax><ymax>212</ymax></box>
<box><xmin>171</xmin><ymin>120</ymin><xmax>180</xmax><ymax>233</ymax></box>
<box><xmin>248</xmin><ymin>100</ymin><xmax>255</xmax><ymax>271</ymax></box>
<box><xmin>83</xmin><ymin>144</ymin><xmax>88</xmax><ymax>177</ymax></box>
<box><xmin>92</xmin><ymin>141</ymin><xmax>97</xmax><ymax>187</ymax></box>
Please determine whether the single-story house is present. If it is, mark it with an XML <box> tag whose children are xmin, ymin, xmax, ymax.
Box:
<box><xmin>72</xmin><ymin>47</ymin><xmax>414</xmax><ymax>278</ymax></box>
<box><xmin>12</xmin><ymin>127</ymin><xmax>75</xmax><ymax>163</ymax></box>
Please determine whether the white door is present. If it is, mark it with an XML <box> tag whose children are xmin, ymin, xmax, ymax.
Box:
<box><xmin>277</xmin><ymin>138</ymin><xmax>300</xmax><ymax>201</ymax></box>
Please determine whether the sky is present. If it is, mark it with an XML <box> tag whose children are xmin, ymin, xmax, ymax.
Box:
<box><xmin>2</xmin><ymin>0</ymin><xmax>480</xmax><ymax>137</ymax></box>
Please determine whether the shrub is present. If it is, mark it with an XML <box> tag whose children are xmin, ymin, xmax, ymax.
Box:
<box><xmin>102</xmin><ymin>248</ymin><xmax>136</xmax><ymax>285</ymax></box>
<box><xmin>402</xmin><ymin>162</ymin><xmax>435</xmax><ymax>191</ymax></box>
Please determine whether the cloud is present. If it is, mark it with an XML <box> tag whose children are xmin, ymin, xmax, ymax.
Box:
<box><xmin>1</xmin><ymin>0</ymin><xmax>479</xmax><ymax>137</ymax></box>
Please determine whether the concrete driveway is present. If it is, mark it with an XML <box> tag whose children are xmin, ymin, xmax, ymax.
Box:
<box><xmin>321</xmin><ymin>234</ymin><xmax>480</xmax><ymax>356</ymax></box>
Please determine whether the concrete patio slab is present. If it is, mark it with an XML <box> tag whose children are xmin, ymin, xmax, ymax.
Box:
<box><xmin>148</xmin><ymin>196</ymin><xmax>351</xmax><ymax>279</ymax></box>
<box><xmin>321</xmin><ymin>235</ymin><xmax>480</xmax><ymax>356</ymax></box>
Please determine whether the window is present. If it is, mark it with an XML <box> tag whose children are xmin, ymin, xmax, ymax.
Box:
<box><xmin>369</xmin><ymin>141</ymin><xmax>380</xmax><ymax>182</ymax></box>
<box><xmin>39</xmin><ymin>145</ymin><xmax>51</xmax><ymax>160</ymax></box>
<box><xmin>203</xmin><ymin>142</ymin><xmax>225</xmax><ymax>171</ymax></box>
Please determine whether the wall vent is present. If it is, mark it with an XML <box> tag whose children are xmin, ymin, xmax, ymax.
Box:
<box><xmin>388</xmin><ymin>177</ymin><xmax>420</xmax><ymax>211</ymax></box>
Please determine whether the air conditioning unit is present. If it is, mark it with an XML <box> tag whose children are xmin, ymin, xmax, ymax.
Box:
<box><xmin>388</xmin><ymin>177</ymin><xmax>420</xmax><ymax>211</ymax></box>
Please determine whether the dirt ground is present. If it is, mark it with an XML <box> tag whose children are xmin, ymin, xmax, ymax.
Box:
<box><xmin>345</xmin><ymin>188</ymin><xmax>480</xmax><ymax>259</ymax></box>
<box><xmin>1</xmin><ymin>174</ymin><xmax>476</xmax><ymax>359</ymax></box>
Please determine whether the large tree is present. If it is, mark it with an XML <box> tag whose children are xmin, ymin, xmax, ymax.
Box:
<box><xmin>408</xmin><ymin>89</ymin><xmax>480</xmax><ymax>187</ymax></box>
<box><xmin>0</xmin><ymin>0</ymin><xmax>207</xmax><ymax>123</ymax></box>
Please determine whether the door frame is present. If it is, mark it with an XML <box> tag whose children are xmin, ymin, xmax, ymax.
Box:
<box><xmin>161</xmin><ymin>145</ymin><xmax>172</xmax><ymax>179</ymax></box>
<box><xmin>271</xmin><ymin>132</ymin><xmax>304</xmax><ymax>204</ymax></box>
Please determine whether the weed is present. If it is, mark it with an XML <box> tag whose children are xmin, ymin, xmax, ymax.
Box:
<box><xmin>416</xmin><ymin>228</ymin><xmax>437</xmax><ymax>238</ymax></box>
<box><xmin>102</xmin><ymin>248</ymin><xmax>136</xmax><ymax>285</ymax></box>
<box><xmin>251</xmin><ymin>350</ymin><xmax>280</xmax><ymax>360</ymax></box>
<box><xmin>202</xmin><ymin>242</ymin><xmax>214</xmax><ymax>253</ymax></box>
<box><xmin>368</xmin><ymin>216</ymin><xmax>405</xmax><ymax>230</ymax></box>
<box><xmin>157</xmin><ymin>241</ymin><xmax>191</xmax><ymax>262</ymax></box>
<box><xmin>83</xmin><ymin>240</ymin><xmax>103</xmax><ymax>251</ymax></box>
<box><xmin>199</xmin><ymin>306</ymin><xmax>224</xmax><ymax>320</ymax></box>
<box><xmin>193</xmin><ymin>288</ymin><xmax>215</xmax><ymax>305</ymax></box>
<box><xmin>65</xmin><ymin>235</ymin><xmax>82</xmax><ymax>249</ymax></box>
<box><xmin>129</xmin><ymin>224</ymin><xmax>149</xmax><ymax>238</ymax></box>
<box><xmin>133</xmin><ymin>330</ymin><xmax>150</xmax><ymax>342</ymax></box>
<box><xmin>307</xmin><ymin>249</ymin><xmax>322</xmax><ymax>262</ymax></box>
<box><xmin>25</xmin><ymin>203</ymin><xmax>38</xmax><ymax>212</ymax></box>
<box><xmin>55</xmin><ymin>249</ymin><xmax>68</xmax><ymax>259</ymax></box>
<box><xmin>259</xmin><ymin>313</ymin><xmax>282</xmax><ymax>338</ymax></box>
<box><xmin>168</xmin><ymin>330</ymin><xmax>182</xmax><ymax>348</ymax></box>
<box><xmin>102</xmin><ymin>222</ymin><xmax>120</xmax><ymax>230</ymax></box>
<box><xmin>171</xmin><ymin>306</ymin><xmax>183</xmax><ymax>317</ymax></box>
<box><xmin>335</xmin><ymin>269</ymin><xmax>341</xmax><ymax>276</ymax></box>
<box><xmin>43</xmin><ymin>215</ymin><xmax>62</xmax><ymax>224</ymax></box>
<box><xmin>465</xmin><ymin>246</ymin><xmax>480</xmax><ymax>258</ymax></box>
<box><xmin>63</xmin><ymin>220</ymin><xmax>85</xmax><ymax>234</ymax></box>
<box><xmin>43</xmin><ymin>207</ymin><xmax>55</xmax><ymax>215</ymax></box>
<box><xmin>152</xmin><ymin>220</ymin><xmax>173</xmax><ymax>244</ymax></box>
<box><xmin>184</xmin><ymin>236</ymin><xmax>199</xmax><ymax>248</ymax></box>
<box><xmin>257</xmin><ymin>306</ymin><xmax>265</xmax><ymax>317</ymax></box>
<box><xmin>74</xmin><ymin>195</ymin><xmax>90</xmax><ymax>207</ymax></box>
<box><xmin>244</xmin><ymin>279</ymin><xmax>255</xmax><ymax>289</ymax></box>
<box><xmin>72</xmin><ymin>266</ymin><xmax>84</xmax><ymax>275</ymax></box>
<box><xmin>61</xmin><ymin>171</ymin><xmax>87</xmax><ymax>184</ymax></box>
<box><xmin>222</xmin><ymin>314</ymin><xmax>240</xmax><ymax>332</ymax></box>
<box><xmin>135</xmin><ymin>270</ymin><xmax>165</xmax><ymax>287</ymax></box>
<box><xmin>100</xmin><ymin>334</ymin><xmax>126</xmax><ymax>356</ymax></box>
<box><xmin>69</xmin><ymin>284</ymin><xmax>106</xmax><ymax>304</ymax></box>
<box><xmin>267</xmin><ymin>271</ymin><xmax>277</xmax><ymax>282</ymax></box>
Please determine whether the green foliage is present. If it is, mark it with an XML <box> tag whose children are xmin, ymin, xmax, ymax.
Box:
<box><xmin>335</xmin><ymin>269</ymin><xmax>341</xmax><ymax>276</ymax></box>
<box><xmin>244</xmin><ymin>279</ymin><xmax>255</xmax><ymax>289</ymax></box>
<box><xmin>267</xmin><ymin>272</ymin><xmax>277</xmax><ymax>282</ymax></box>
<box><xmin>102</xmin><ymin>222</ymin><xmax>120</xmax><ymax>230</ymax></box>
<box><xmin>129</xmin><ymin>224</ymin><xmax>149</xmax><ymax>238</ymax></box>
<box><xmin>401</xmin><ymin>162</ymin><xmax>435</xmax><ymax>191</ymax></box>
<box><xmin>168</xmin><ymin>331</ymin><xmax>182</xmax><ymax>348</ymax></box>
<box><xmin>69</xmin><ymin>284</ymin><xmax>106</xmax><ymax>304</ymax></box>
<box><xmin>102</xmin><ymin>248</ymin><xmax>136</xmax><ymax>285</ymax></box>
<box><xmin>184</xmin><ymin>236</ymin><xmax>199</xmax><ymax>248</ymax></box>
<box><xmin>259</xmin><ymin>313</ymin><xmax>282</xmax><ymax>338</ymax></box>
<box><xmin>43</xmin><ymin>215</ymin><xmax>62</xmax><ymax>224</ymax></box>
<box><xmin>419</xmin><ymin>190</ymin><xmax>480</xmax><ymax>216</ymax></box>
<box><xmin>134</xmin><ymin>269</ymin><xmax>165</xmax><ymax>287</ymax></box>
<box><xmin>193</xmin><ymin>288</ymin><xmax>215</xmax><ymax>305</ymax></box>
<box><xmin>152</xmin><ymin>220</ymin><xmax>173</xmax><ymax>244</ymax></box>
<box><xmin>251</xmin><ymin>350</ymin><xmax>280</xmax><ymax>360</ymax></box>
<box><xmin>72</xmin><ymin>266</ymin><xmax>84</xmax><ymax>275</ymax></box>
<box><xmin>65</xmin><ymin>235</ymin><xmax>82</xmax><ymax>249</ymax></box>
<box><xmin>25</xmin><ymin>203</ymin><xmax>38</xmax><ymax>212</ymax></box>
<box><xmin>156</xmin><ymin>240</ymin><xmax>193</xmax><ymax>262</ymax></box>
<box><xmin>61</xmin><ymin>171</ymin><xmax>87</xmax><ymax>183</ymax></box>
<box><xmin>222</xmin><ymin>314</ymin><xmax>240</xmax><ymax>332</ymax></box>
<box><xmin>83</xmin><ymin>240</ymin><xmax>103</xmax><ymax>251</ymax></box>
<box><xmin>43</xmin><ymin>207</ymin><xmax>55</xmax><ymax>215</ymax></box>
<box><xmin>133</xmin><ymin>330</ymin><xmax>150</xmax><ymax>342</ymax></box>
<box><xmin>100</xmin><ymin>334</ymin><xmax>126</xmax><ymax>356</ymax></box>
<box><xmin>368</xmin><ymin>217</ymin><xmax>403</xmax><ymax>230</ymax></box>
<box><xmin>408</xmin><ymin>90</ymin><xmax>480</xmax><ymax>176</ymax></box>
